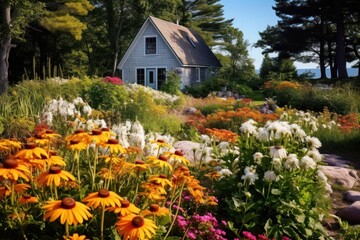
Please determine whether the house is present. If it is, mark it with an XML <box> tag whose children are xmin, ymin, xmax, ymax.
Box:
<box><xmin>117</xmin><ymin>16</ymin><xmax>222</xmax><ymax>90</ymax></box>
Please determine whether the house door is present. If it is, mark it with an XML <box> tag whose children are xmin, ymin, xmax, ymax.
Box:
<box><xmin>146</xmin><ymin>68</ymin><xmax>156</xmax><ymax>89</ymax></box>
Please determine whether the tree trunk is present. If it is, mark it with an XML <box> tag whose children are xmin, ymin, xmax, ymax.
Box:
<box><xmin>0</xmin><ymin>3</ymin><xmax>12</xmax><ymax>95</ymax></box>
<box><xmin>333</xmin><ymin>0</ymin><xmax>348</xmax><ymax>79</ymax></box>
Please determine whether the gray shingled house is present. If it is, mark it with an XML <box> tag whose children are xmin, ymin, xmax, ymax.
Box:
<box><xmin>117</xmin><ymin>16</ymin><xmax>222</xmax><ymax>90</ymax></box>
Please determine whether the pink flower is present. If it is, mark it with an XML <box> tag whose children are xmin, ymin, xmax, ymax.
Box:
<box><xmin>102</xmin><ymin>76</ymin><xmax>123</xmax><ymax>85</ymax></box>
<box><xmin>242</xmin><ymin>231</ymin><xmax>257</xmax><ymax>240</ymax></box>
<box><xmin>281</xmin><ymin>237</ymin><xmax>291</xmax><ymax>240</ymax></box>
<box><xmin>257</xmin><ymin>234</ymin><xmax>269</xmax><ymax>240</ymax></box>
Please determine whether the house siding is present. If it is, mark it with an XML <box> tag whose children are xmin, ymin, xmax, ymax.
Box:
<box><xmin>121</xmin><ymin>23</ymin><xmax>182</xmax><ymax>85</ymax></box>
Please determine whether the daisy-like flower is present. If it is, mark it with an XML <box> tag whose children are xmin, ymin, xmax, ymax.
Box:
<box><xmin>100</xmin><ymin>139</ymin><xmax>126</xmax><ymax>154</ymax></box>
<box><xmin>148</xmin><ymin>174</ymin><xmax>173</xmax><ymax>188</ymax></box>
<box><xmin>88</xmin><ymin>129</ymin><xmax>109</xmax><ymax>145</ymax></box>
<box><xmin>142</xmin><ymin>204</ymin><xmax>170</xmax><ymax>217</ymax></box>
<box><xmin>307</xmin><ymin>149</ymin><xmax>323</xmax><ymax>162</ymax></box>
<box><xmin>123</xmin><ymin>160</ymin><xmax>149</xmax><ymax>174</ymax></box>
<box><xmin>253</xmin><ymin>152</ymin><xmax>263</xmax><ymax>165</ymax></box>
<box><xmin>67</xmin><ymin>140</ymin><xmax>88</xmax><ymax>152</ymax></box>
<box><xmin>36</xmin><ymin>166</ymin><xmax>76</xmax><ymax>187</ymax></box>
<box><xmin>63</xmin><ymin>233</ymin><xmax>89</xmax><ymax>240</ymax></box>
<box><xmin>241</xmin><ymin>166</ymin><xmax>258</xmax><ymax>185</ymax></box>
<box><xmin>163</xmin><ymin>150</ymin><xmax>191</xmax><ymax>165</ymax></box>
<box><xmin>269</xmin><ymin>146</ymin><xmax>287</xmax><ymax>159</ymax></box>
<box><xmin>146</xmin><ymin>155</ymin><xmax>173</xmax><ymax>171</ymax></box>
<box><xmin>15</xmin><ymin>142</ymin><xmax>49</xmax><ymax>160</ymax></box>
<box><xmin>219</xmin><ymin>168</ymin><xmax>233</xmax><ymax>177</ymax></box>
<box><xmin>46</xmin><ymin>151</ymin><xmax>66</xmax><ymax>166</ymax></box>
<box><xmin>263</xmin><ymin>170</ymin><xmax>279</xmax><ymax>182</ymax></box>
<box><xmin>150</xmin><ymin>139</ymin><xmax>173</xmax><ymax>149</ymax></box>
<box><xmin>300</xmin><ymin>156</ymin><xmax>317</xmax><ymax>170</ymax></box>
<box><xmin>82</xmin><ymin>188</ymin><xmax>123</xmax><ymax>209</ymax></box>
<box><xmin>271</xmin><ymin>158</ymin><xmax>282</xmax><ymax>171</ymax></box>
<box><xmin>107</xmin><ymin>199</ymin><xmax>140</xmax><ymax>216</ymax></box>
<box><xmin>284</xmin><ymin>154</ymin><xmax>300</xmax><ymax>171</ymax></box>
<box><xmin>204</xmin><ymin>171</ymin><xmax>222</xmax><ymax>180</ymax></box>
<box><xmin>27</xmin><ymin>132</ymin><xmax>49</xmax><ymax>146</ymax></box>
<box><xmin>115</xmin><ymin>214</ymin><xmax>157</xmax><ymax>240</ymax></box>
<box><xmin>0</xmin><ymin>158</ymin><xmax>30</xmax><ymax>181</ymax></box>
<box><xmin>0</xmin><ymin>138</ymin><xmax>22</xmax><ymax>153</ymax></box>
<box><xmin>65</xmin><ymin>129</ymin><xmax>90</xmax><ymax>143</ymax></box>
<box><xmin>306</xmin><ymin>136</ymin><xmax>322</xmax><ymax>149</ymax></box>
<box><xmin>0</xmin><ymin>183</ymin><xmax>31</xmax><ymax>197</ymax></box>
<box><xmin>19</xmin><ymin>194</ymin><xmax>38</xmax><ymax>204</ymax></box>
<box><xmin>240</xmin><ymin>120</ymin><xmax>258</xmax><ymax>137</ymax></box>
<box><xmin>43</xmin><ymin>197</ymin><xmax>92</xmax><ymax>225</ymax></box>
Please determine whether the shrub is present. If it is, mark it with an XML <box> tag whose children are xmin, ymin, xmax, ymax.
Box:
<box><xmin>160</xmin><ymin>70</ymin><xmax>181</xmax><ymax>95</ymax></box>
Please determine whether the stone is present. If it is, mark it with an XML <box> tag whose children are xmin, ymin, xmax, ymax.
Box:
<box><xmin>319</xmin><ymin>165</ymin><xmax>359</xmax><ymax>189</ymax></box>
<box><xmin>323</xmin><ymin>154</ymin><xmax>351</xmax><ymax>168</ymax></box>
<box><xmin>337</xmin><ymin>201</ymin><xmax>360</xmax><ymax>224</ymax></box>
<box><xmin>183</xmin><ymin>107</ymin><xmax>197</xmax><ymax>115</ymax></box>
<box><xmin>344</xmin><ymin>190</ymin><xmax>360</xmax><ymax>203</ymax></box>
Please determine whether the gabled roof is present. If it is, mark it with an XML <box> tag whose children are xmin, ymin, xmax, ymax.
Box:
<box><xmin>118</xmin><ymin>16</ymin><xmax>222</xmax><ymax>69</ymax></box>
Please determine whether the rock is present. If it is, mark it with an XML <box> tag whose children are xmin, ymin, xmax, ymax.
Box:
<box><xmin>337</xmin><ymin>201</ymin><xmax>360</xmax><ymax>224</ymax></box>
<box><xmin>323</xmin><ymin>154</ymin><xmax>351</xmax><ymax>168</ymax></box>
<box><xmin>173</xmin><ymin>140</ymin><xmax>213</xmax><ymax>164</ymax></box>
<box><xmin>344</xmin><ymin>190</ymin><xmax>360</xmax><ymax>203</ymax></box>
<box><xmin>319</xmin><ymin>165</ymin><xmax>359</xmax><ymax>189</ymax></box>
<box><xmin>183</xmin><ymin>107</ymin><xmax>197</xmax><ymax>115</ymax></box>
<box><xmin>225</xmin><ymin>91</ymin><xmax>233</xmax><ymax>98</ymax></box>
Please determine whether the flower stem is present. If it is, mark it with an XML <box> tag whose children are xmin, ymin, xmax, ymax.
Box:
<box><xmin>65</xmin><ymin>222</ymin><xmax>69</xmax><ymax>239</ymax></box>
<box><xmin>91</xmin><ymin>146</ymin><xmax>98</xmax><ymax>191</ymax></box>
<box><xmin>10</xmin><ymin>181</ymin><xmax>15</xmax><ymax>206</ymax></box>
<box><xmin>101</xmin><ymin>206</ymin><xmax>105</xmax><ymax>240</ymax></box>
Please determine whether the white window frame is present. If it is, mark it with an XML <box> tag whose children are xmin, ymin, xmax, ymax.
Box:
<box><xmin>144</xmin><ymin>36</ymin><xmax>157</xmax><ymax>55</ymax></box>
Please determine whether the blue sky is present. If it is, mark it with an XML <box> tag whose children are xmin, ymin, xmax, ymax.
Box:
<box><xmin>220</xmin><ymin>0</ymin><xmax>318</xmax><ymax>69</ymax></box>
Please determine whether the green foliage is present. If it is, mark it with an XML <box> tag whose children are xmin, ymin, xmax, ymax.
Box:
<box><xmin>160</xmin><ymin>71</ymin><xmax>181</xmax><ymax>95</ymax></box>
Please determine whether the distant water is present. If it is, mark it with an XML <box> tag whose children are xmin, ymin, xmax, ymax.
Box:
<box><xmin>297</xmin><ymin>68</ymin><xmax>358</xmax><ymax>79</ymax></box>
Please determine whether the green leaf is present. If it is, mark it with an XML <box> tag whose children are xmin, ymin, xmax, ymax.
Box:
<box><xmin>296</xmin><ymin>214</ymin><xmax>306</xmax><ymax>223</ymax></box>
<box><xmin>271</xmin><ymin>188</ymin><xmax>282</xmax><ymax>195</ymax></box>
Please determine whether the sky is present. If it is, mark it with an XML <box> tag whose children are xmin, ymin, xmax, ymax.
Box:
<box><xmin>220</xmin><ymin>0</ymin><xmax>318</xmax><ymax>70</ymax></box>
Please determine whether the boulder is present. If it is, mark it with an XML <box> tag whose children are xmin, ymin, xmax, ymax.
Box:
<box><xmin>319</xmin><ymin>165</ymin><xmax>359</xmax><ymax>189</ymax></box>
<box><xmin>344</xmin><ymin>190</ymin><xmax>360</xmax><ymax>203</ymax></box>
<box><xmin>183</xmin><ymin>107</ymin><xmax>197</xmax><ymax>115</ymax></box>
<box><xmin>323</xmin><ymin>154</ymin><xmax>351</xmax><ymax>168</ymax></box>
<box><xmin>337</xmin><ymin>201</ymin><xmax>360</xmax><ymax>224</ymax></box>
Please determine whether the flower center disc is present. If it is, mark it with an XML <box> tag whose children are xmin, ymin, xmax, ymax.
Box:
<box><xmin>35</xmin><ymin>133</ymin><xmax>43</xmax><ymax>139</ymax></box>
<box><xmin>158</xmin><ymin>155</ymin><xmax>168</xmax><ymax>161</ymax></box>
<box><xmin>49</xmin><ymin>166</ymin><xmax>61</xmax><ymax>174</ymax></box>
<box><xmin>92</xmin><ymin>129</ymin><xmax>102</xmax><ymax>135</ymax></box>
<box><xmin>98</xmin><ymin>189</ymin><xmax>110</xmax><ymax>198</ymax></box>
<box><xmin>101</xmin><ymin>128</ymin><xmax>109</xmax><ymax>131</ymax></box>
<box><xmin>25</xmin><ymin>142</ymin><xmax>36</xmax><ymax>149</ymax></box>
<box><xmin>157</xmin><ymin>139</ymin><xmax>165</xmax><ymax>143</ymax></box>
<box><xmin>131</xmin><ymin>216</ymin><xmax>145</xmax><ymax>227</ymax></box>
<box><xmin>46</xmin><ymin>129</ymin><xmax>54</xmax><ymax>134</ymax></box>
<box><xmin>61</xmin><ymin>197</ymin><xmax>76</xmax><ymax>209</ymax></box>
<box><xmin>275</xmin><ymin>145</ymin><xmax>283</xmax><ymax>150</ymax></box>
<box><xmin>75</xmin><ymin>129</ymin><xmax>85</xmax><ymax>134</ymax></box>
<box><xmin>174</xmin><ymin>150</ymin><xmax>183</xmax><ymax>156</ymax></box>
<box><xmin>3</xmin><ymin>159</ymin><xmax>18</xmax><ymax>168</ymax></box>
<box><xmin>23</xmin><ymin>194</ymin><xmax>31</xmax><ymax>199</ymax></box>
<box><xmin>135</xmin><ymin>160</ymin><xmax>145</xmax><ymax>165</ymax></box>
<box><xmin>120</xmin><ymin>200</ymin><xmax>130</xmax><ymax>208</ymax></box>
<box><xmin>159</xmin><ymin>174</ymin><xmax>167</xmax><ymax>179</ymax></box>
<box><xmin>107</xmin><ymin>139</ymin><xmax>119</xmax><ymax>144</ymax></box>
<box><xmin>70</xmin><ymin>140</ymin><xmax>80</xmax><ymax>145</ymax></box>
<box><xmin>149</xmin><ymin>204</ymin><xmax>159</xmax><ymax>212</ymax></box>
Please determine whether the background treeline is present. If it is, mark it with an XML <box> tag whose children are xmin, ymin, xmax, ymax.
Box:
<box><xmin>1</xmin><ymin>0</ymin><xmax>359</xmax><ymax>95</ymax></box>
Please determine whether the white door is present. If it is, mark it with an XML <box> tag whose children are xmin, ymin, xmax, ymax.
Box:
<box><xmin>146</xmin><ymin>68</ymin><xmax>156</xmax><ymax>89</ymax></box>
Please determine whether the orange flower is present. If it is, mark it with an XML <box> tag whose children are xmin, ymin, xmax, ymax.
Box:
<box><xmin>43</xmin><ymin>197</ymin><xmax>92</xmax><ymax>225</ymax></box>
<box><xmin>107</xmin><ymin>199</ymin><xmax>140</xmax><ymax>216</ymax></box>
<box><xmin>19</xmin><ymin>194</ymin><xmax>38</xmax><ymax>204</ymax></box>
<box><xmin>46</xmin><ymin>152</ymin><xmax>66</xmax><ymax>167</ymax></box>
<box><xmin>162</xmin><ymin>150</ymin><xmax>191</xmax><ymax>165</ymax></box>
<box><xmin>146</xmin><ymin>155</ymin><xmax>173</xmax><ymax>171</ymax></box>
<box><xmin>65</xmin><ymin>129</ymin><xmax>90</xmax><ymax>143</ymax></box>
<box><xmin>36</xmin><ymin>166</ymin><xmax>76</xmax><ymax>187</ymax></box>
<box><xmin>150</xmin><ymin>139</ymin><xmax>173</xmax><ymax>149</ymax></box>
<box><xmin>66</xmin><ymin>139</ymin><xmax>88</xmax><ymax>152</ymax></box>
<box><xmin>100</xmin><ymin>139</ymin><xmax>126</xmax><ymax>154</ymax></box>
<box><xmin>123</xmin><ymin>160</ymin><xmax>149</xmax><ymax>173</ymax></box>
<box><xmin>82</xmin><ymin>188</ymin><xmax>123</xmax><ymax>209</ymax></box>
<box><xmin>141</xmin><ymin>204</ymin><xmax>170</xmax><ymax>217</ymax></box>
<box><xmin>0</xmin><ymin>138</ymin><xmax>22</xmax><ymax>153</ymax></box>
<box><xmin>88</xmin><ymin>129</ymin><xmax>109</xmax><ymax>145</ymax></box>
<box><xmin>204</xmin><ymin>171</ymin><xmax>222</xmax><ymax>180</ymax></box>
<box><xmin>0</xmin><ymin>183</ymin><xmax>31</xmax><ymax>197</ymax></box>
<box><xmin>148</xmin><ymin>174</ymin><xmax>173</xmax><ymax>188</ymax></box>
<box><xmin>15</xmin><ymin>142</ymin><xmax>49</xmax><ymax>160</ymax></box>
<box><xmin>115</xmin><ymin>214</ymin><xmax>157</xmax><ymax>240</ymax></box>
<box><xmin>63</xmin><ymin>233</ymin><xmax>89</xmax><ymax>240</ymax></box>
<box><xmin>0</xmin><ymin>158</ymin><xmax>30</xmax><ymax>181</ymax></box>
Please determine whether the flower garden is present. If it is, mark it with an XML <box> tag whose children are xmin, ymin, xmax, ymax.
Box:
<box><xmin>1</xmin><ymin>78</ymin><xmax>360</xmax><ymax>240</ymax></box>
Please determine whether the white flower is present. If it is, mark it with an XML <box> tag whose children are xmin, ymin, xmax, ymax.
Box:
<box><xmin>300</xmin><ymin>156</ymin><xmax>317</xmax><ymax>170</ymax></box>
<box><xmin>306</xmin><ymin>136</ymin><xmax>322</xmax><ymax>149</ymax></box>
<box><xmin>200</xmin><ymin>135</ymin><xmax>211</xmax><ymax>145</ymax></box>
<box><xmin>241</xmin><ymin>167</ymin><xmax>258</xmax><ymax>185</ymax></box>
<box><xmin>83</xmin><ymin>104</ymin><xmax>92</xmax><ymax>117</ymax></box>
<box><xmin>253</xmin><ymin>152</ymin><xmax>263</xmax><ymax>165</ymax></box>
<box><xmin>129</xmin><ymin>133</ymin><xmax>145</xmax><ymax>149</ymax></box>
<box><xmin>307</xmin><ymin>149</ymin><xmax>322</xmax><ymax>162</ymax></box>
<box><xmin>271</xmin><ymin>158</ymin><xmax>282</xmax><ymax>170</ymax></box>
<box><xmin>316</xmin><ymin>170</ymin><xmax>328</xmax><ymax>183</ymax></box>
<box><xmin>219</xmin><ymin>168</ymin><xmax>233</xmax><ymax>177</ymax></box>
<box><xmin>218</xmin><ymin>142</ymin><xmax>230</xmax><ymax>153</ymax></box>
<box><xmin>284</xmin><ymin>154</ymin><xmax>300</xmax><ymax>171</ymax></box>
<box><xmin>263</xmin><ymin>170</ymin><xmax>278</xmax><ymax>182</ymax></box>
<box><xmin>240</xmin><ymin>120</ymin><xmax>258</xmax><ymax>137</ymax></box>
<box><xmin>269</xmin><ymin>146</ymin><xmax>287</xmax><ymax>159</ymax></box>
<box><xmin>73</xmin><ymin>97</ymin><xmax>84</xmax><ymax>105</ymax></box>
<box><xmin>256</xmin><ymin>127</ymin><xmax>269</xmax><ymax>142</ymax></box>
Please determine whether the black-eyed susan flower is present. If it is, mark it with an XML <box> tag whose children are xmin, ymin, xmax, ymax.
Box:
<box><xmin>88</xmin><ymin>129</ymin><xmax>109</xmax><ymax>145</ymax></box>
<box><xmin>100</xmin><ymin>139</ymin><xmax>126</xmax><ymax>154</ymax></box>
<box><xmin>0</xmin><ymin>158</ymin><xmax>30</xmax><ymax>181</ymax></box>
<box><xmin>42</xmin><ymin>129</ymin><xmax>62</xmax><ymax>141</ymax></box>
<box><xmin>123</xmin><ymin>160</ymin><xmax>149</xmax><ymax>174</ymax></box>
<box><xmin>163</xmin><ymin>150</ymin><xmax>191</xmax><ymax>165</ymax></box>
<box><xmin>46</xmin><ymin>151</ymin><xmax>66</xmax><ymax>167</ymax></box>
<box><xmin>15</xmin><ymin>142</ymin><xmax>49</xmax><ymax>160</ymax></box>
<box><xmin>19</xmin><ymin>194</ymin><xmax>38</xmax><ymax>204</ymax></box>
<box><xmin>35</xmin><ymin>166</ymin><xmax>76</xmax><ymax>187</ymax></box>
<box><xmin>146</xmin><ymin>155</ymin><xmax>172</xmax><ymax>171</ymax></box>
<box><xmin>115</xmin><ymin>214</ymin><xmax>157</xmax><ymax>240</ymax></box>
<box><xmin>204</xmin><ymin>171</ymin><xmax>222</xmax><ymax>180</ymax></box>
<box><xmin>63</xmin><ymin>233</ymin><xmax>89</xmax><ymax>240</ymax></box>
<box><xmin>27</xmin><ymin>132</ymin><xmax>49</xmax><ymax>146</ymax></box>
<box><xmin>82</xmin><ymin>188</ymin><xmax>123</xmax><ymax>209</ymax></box>
<box><xmin>148</xmin><ymin>174</ymin><xmax>173</xmax><ymax>188</ymax></box>
<box><xmin>0</xmin><ymin>138</ymin><xmax>22</xmax><ymax>154</ymax></box>
<box><xmin>142</xmin><ymin>204</ymin><xmax>170</xmax><ymax>217</ymax></box>
<box><xmin>107</xmin><ymin>199</ymin><xmax>140</xmax><ymax>216</ymax></box>
<box><xmin>66</xmin><ymin>140</ymin><xmax>88</xmax><ymax>152</ymax></box>
<box><xmin>150</xmin><ymin>139</ymin><xmax>172</xmax><ymax>149</ymax></box>
<box><xmin>65</xmin><ymin>129</ymin><xmax>90</xmax><ymax>143</ymax></box>
<box><xmin>0</xmin><ymin>183</ymin><xmax>31</xmax><ymax>197</ymax></box>
<box><xmin>43</xmin><ymin>197</ymin><xmax>92</xmax><ymax>225</ymax></box>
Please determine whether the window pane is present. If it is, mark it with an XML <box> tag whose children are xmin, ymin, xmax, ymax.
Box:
<box><xmin>157</xmin><ymin>68</ymin><xmax>166</xmax><ymax>89</ymax></box>
<box><xmin>146</xmin><ymin>37</ymin><xmax>156</xmax><ymax>54</ymax></box>
<box><xmin>137</xmin><ymin>69</ymin><xmax>145</xmax><ymax>85</ymax></box>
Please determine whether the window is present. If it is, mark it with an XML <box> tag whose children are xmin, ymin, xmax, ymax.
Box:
<box><xmin>187</xmin><ymin>36</ymin><xmax>196</xmax><ymax>48</ymax></box>
<box><xmin>137</xmin><ymin>69</ymin><xmax>145</xmax><ymax>85</ymax></box>
<box><xmin>195</xmin><ymin>68</ymin><xmax>201</xmax><ymax>82</ymax></box>
<box><xmin>145</xmin><ymin>37</ymin><xmax>156</xmax><ymax>54</ymax></box>
<box><xmin>157</xmin><ymin>68</ymin><xmax>166</xmax><ymax>89</ymax></box>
